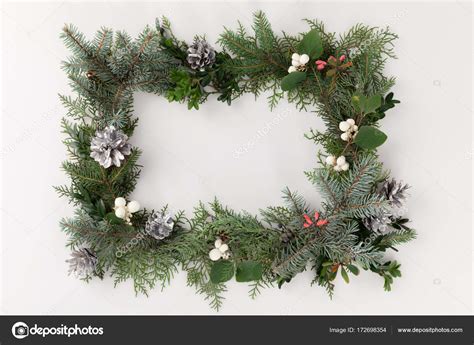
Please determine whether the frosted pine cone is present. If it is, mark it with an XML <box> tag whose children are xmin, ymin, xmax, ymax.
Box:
<box><xmin>278</xmin><ymin>224</ymin><xmax>295</xmax><ymax>243</ymax></box>
<box><xmin>90</xmin><ymin>125</ymin><xmax>131</xmax><ymax>168</ymax></box>
<box><xmin>186</xmin><ymin>39</ymin><xmax>216</xmax><ymax>70</ymax></box>
<box><xmin>363</xmin><ymin>213</ymin><xmax>391</xmax><ymax>234</ymax></box>
<box><xmin>66</xmin><ymin>248</ymin><xmax>98</xmax><ymax>278</ymax></box>
<box><xmin>363</xmin><ymin>178</ymin><xmax>410</xmax><ymax>233</ymax></box>
<box><xmin>145</xmin><ymin>212</ymin><xmax>175</xmax><ymax>240</ymax></box>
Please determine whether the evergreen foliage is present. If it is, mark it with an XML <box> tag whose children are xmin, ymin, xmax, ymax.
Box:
<box><xmin>57</xmin><ymin>12</ymin><xmax>415</xmax><ymax>310</ymax></box>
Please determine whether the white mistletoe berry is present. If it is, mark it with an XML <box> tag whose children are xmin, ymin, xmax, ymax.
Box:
<box><xmin>326</xmin><ymin>155</ymin><xmax>349</xmax><ymax>172</ymax></box>
<box><xmin>210</xmin><ymin>237</ymin><xmax>231</xmax><ymax>261</ymax></box>
<box><xmin>299</xmin><ymin>54</ymin><xmax>310</xmax><ymax>64</ymax></box>
<box><xmin>115</xmin><ymin>206</ymin><xmax>126</xmax><ymax>219</ymax></box>
<box><xmin>339</xmin><ymin>121</ymin><xmax>351</xmax><ymax>132</ymax></box>
<box><xmin>336</xmin><ymin>156</ymin><xmax>346</xmax><ymax>165</ymax></box>
<box><xmin>325</xmin><ymin>155</ymin><xmax>336</xmax><ymax>166</ymax></box>
<box><xmin>209</xmin><ymin>248</ymin><xmax>222</xmax><ymax>261</ymax></box>
<box><xmin>127</xmin><ymin>200</ymin><xmax>140</xmax><ymax>213</ymax></box>
<box><xmin>339</xmin><ymin>119</ymin><xmax>358</xmax><ymax>142</ymax></box>
<box><xmin>292</xmin><ymin>53</ymin><xmax>300</xmax><ymax>61</ymax></box>
<box><xmin>115</xmin><ymin>197</ymin><xmax>126</xmax><ymax>207</ymax></box>
<box><xmin>113</xmin><ymin>197</ymin><xmax>140</xmax><ymax>224</ymax></box>
<box><xmin>288</xmin><ymin>53</ymin><xmax>310</xmax><ymax>73</ymax></box>
<box><xmin>218</xmin><ymin>244</ymin><xmax>229</xmax><ymax>253</ymax></box>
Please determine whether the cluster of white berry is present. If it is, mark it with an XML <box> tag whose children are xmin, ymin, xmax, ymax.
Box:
<box><xmin>209</xmin><ymin>238</ymin><xmax>231</xmax><ymax>261</ymax></box>
<box><xmin>339</xmin><ymin>118</ymin><xmax>358</xmax><ymax>141</ymax></box>
<box><xmin>325</xmin><ymin>155</ymin><xmax>349</xmax><ymax>172</ymax></box>
<box><xmin>288</xmin><ymin>53</ymin><xmax>310</xmax><ymax>73</ymax></box>
<box><xmin>114</xmin><ymin>197</ymin><xmax>140</xmax><ymax>225</ymax></box>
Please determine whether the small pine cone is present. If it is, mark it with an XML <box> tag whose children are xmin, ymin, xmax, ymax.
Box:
<box><xmin>145</xmin><ymin>212</ymin><xmax>175</xmax><ymax>240</ymax></box>
<box><xmin>186</xmin><ymin>39</ymin><xmax>216</xmax><ymax>70</ymax></box>
<box><xmin>362</xmin><ymin>214</ymin><xmax>391</xmax><ymax>234</ymax></box>
<box><xmin>90</xmin><ymin>125</ymin><xmax>132</xmax><ymax>168</ymax></box>
<box><xmin>278</xmin><ymin>226</ymin><xmax>295</xmax><ymax>243</ymax></box>
<box><xmin>66</xmin><ymin>248</ymin><xmax>97</xmax><ymax>278</ymax></box>
<box><xmin>378</xmin><ymin>178</ymin><xmax>410</xmax><ymax>218</ymax></box>
<box><xmin>362</xmin><ymin>178</ymin><xmax>410</xmax><ymax>233</ymax></box>
<box><xmin>378</xmin><ymin>178</ymin><xmax>409</xmax><ymax>208</ymax></box>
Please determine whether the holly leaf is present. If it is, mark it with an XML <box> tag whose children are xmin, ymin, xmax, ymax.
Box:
<box><xmin>210</xmin><ymin>260</ymin><xmax>234</xmax><ymax>284</ymax></box>
<box><xmin>235</xmin><ymin>261</ymin><xmax>263</xmax><ymax>282</ymax></box>
<box><xmin>354</xmin><ymin>126</ymin><xmax>387</xmax><ymax>150</ymax></box>
<box><xmin>298</xmin><ymin>29</ymin><xmax>323</xmax><ymax>59</ymax></box>
<box><xmin>281</xmin><ymin>72</ymin><xmax>306</xmax><ymax>91</ymax></box>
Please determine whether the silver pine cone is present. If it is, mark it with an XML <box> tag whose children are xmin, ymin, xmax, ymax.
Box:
<box><xmin>363</xmin><ymin>213</ymin><xmax>391</xmax><ymax>234</ymax></box>
<box><xmin>186</xmin><ymin>39</ymin><xmax>216</xmax><ymax>70</ymax></box>
<box><xmin>378</xmin><ymin>178</ymin><xmax>409</xmax><ymax>210</ymax></box>
<box><xmin>363</xmin><ymin>178</ymin><xmax>410</xmax><ymax>233</ymax></box>
<box><xmin>145</xmin><ymin>212</ymin><xmax>175</xmax><ymax>240</ymax></box>
<box><xmin>90</xmin><ymin>125</ymin><xmax>131</xmax><ymax>168</ymax></box>
<box><xmin>66</xmin><ymin>248</ymin><xmax>98</xmax><ymax>278</ymax></box>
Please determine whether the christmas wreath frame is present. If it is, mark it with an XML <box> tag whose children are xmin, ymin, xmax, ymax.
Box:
<box><xmin>57</xmin><ymin>12</ymin><xmax>416</xmax><ymax>310</ymax></box>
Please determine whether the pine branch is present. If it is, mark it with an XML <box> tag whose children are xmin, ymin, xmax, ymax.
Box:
<box><xmin>62</xmin><ymin>25</ymin><xmax>119</xmax><ymax>83</ymax></box>
<box><xmin>111</xmin><ymin>30</ymin><xmax>158</xmax><ymax>112</ymax></box>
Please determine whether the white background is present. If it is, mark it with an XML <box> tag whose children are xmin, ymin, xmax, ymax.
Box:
<box><xmin>1</xmin><ymin>1</ymin><xmax>472</xmax><ymax>315</ymax></box>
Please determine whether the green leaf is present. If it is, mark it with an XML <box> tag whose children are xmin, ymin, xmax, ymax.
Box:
<box><xmin>210</xmin><ymin>260</ymin><xmax>234</xmax><ymax>284</ymax></box>
<box><xmin>351</xmin><ymin>93</ymin><xmax>364</xmax><ymax>112</ymax></box>
<box><xmin>354</xmin><ymin>126</ymin><xmax>387</xmax><ymax>150</ymax></box>
<box><xmin>340</xmin><ymin>267</ymin><xmax>350</xmax><ymax>283</ymax></box>
<box><xmin>281</xmin><ymin>72</ymin><xmax>306</xmax><ymax>91</ymax></box>
<box><xmin>298</xmin><ymin>29</ymin><xmax>323</xmax><ymax>59</ymax></box>
<box><xmin>346</xmin><ymin>264</ymin><xmax>360</xmax><ymax>276</ymax></box>
<box><xmin>163</xmin><ymin>38</ymin><xmax>173</xmax><ymax>48</ymax></box>
<box><xmin>105</xmin><ymin>212</ymin><xmax>124</xmax><ymax>225</ymax></box>
<box><xmin>365</xmin><ymin>95</ymin><xmax>382</xmax><ymax>114</ymax></box>
<box><xmin>352</xmin><ymin>93</ymin><xmax>382</xmax><ymax>114</ymax></box>
<box><xmin>236</xmin><ymin>261</ymin><xmax>263</xmax><ymax>282</ymax></box>
<box><xmin>277</xmin><ymin>276</ymin><xmax>292</xmax><ymax>289</ymax></box>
